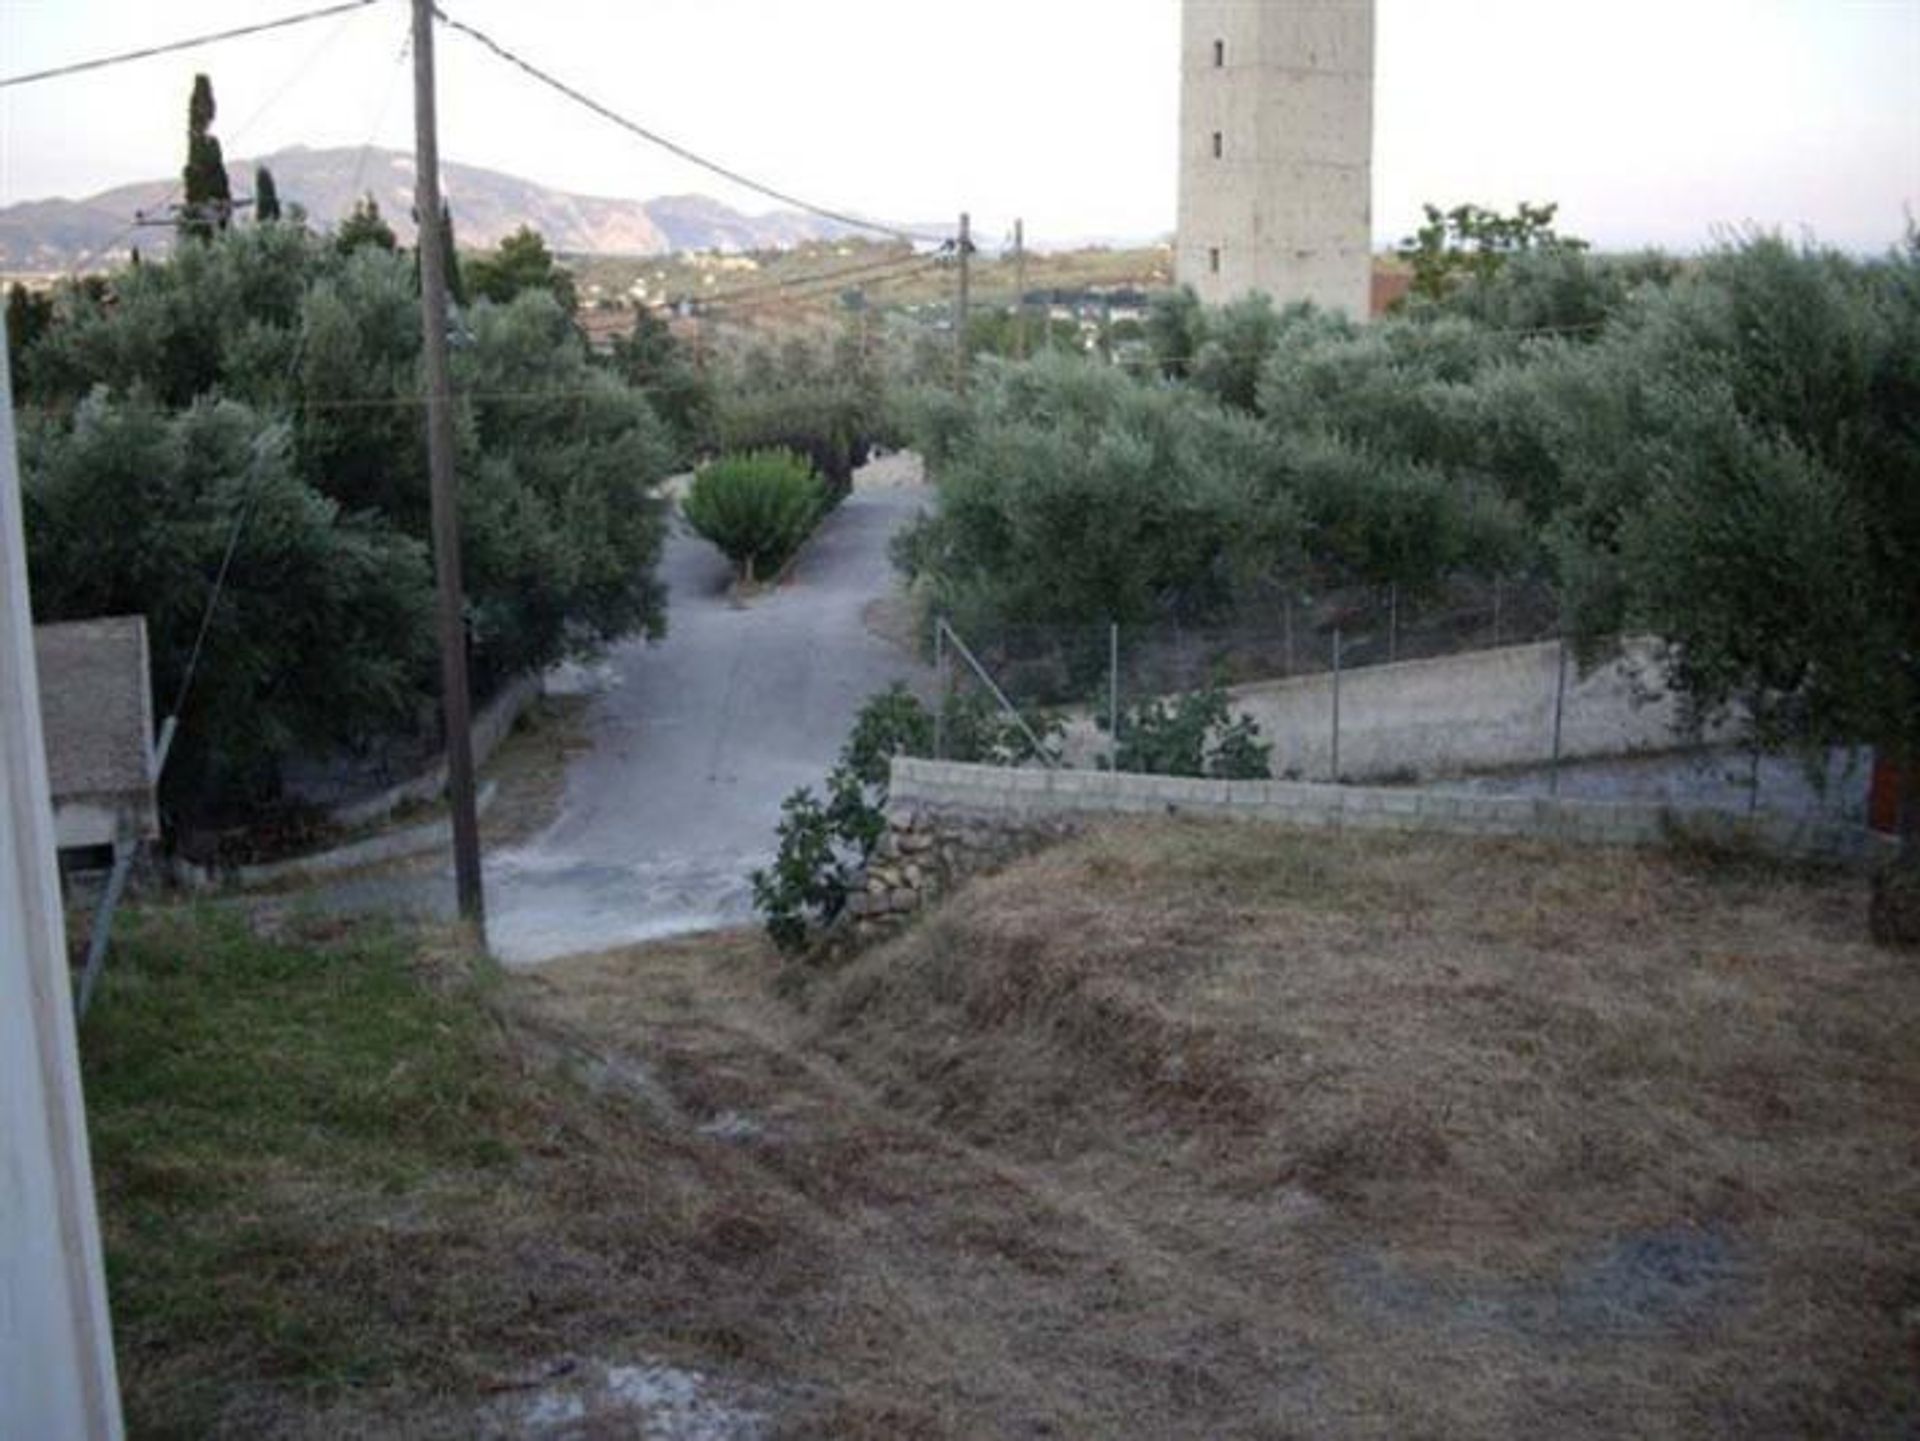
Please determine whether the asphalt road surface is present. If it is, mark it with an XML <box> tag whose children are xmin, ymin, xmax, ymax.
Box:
<box><xmin>315</xmin><ymin>457</ymin><xmax>930</xmax><ymax>964</ymax></box>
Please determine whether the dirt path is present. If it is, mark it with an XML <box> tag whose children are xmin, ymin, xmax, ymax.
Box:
<box><xmin>511</xmin><ymin>936</ymin><xmax>1318</xmax><ymax>1438</ymax></box>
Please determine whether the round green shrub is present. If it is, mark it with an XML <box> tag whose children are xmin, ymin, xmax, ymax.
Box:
<box><xmin>682</xmin><ymin>449</ymin><xmax>825</xmax><ymax>582</ymax></box>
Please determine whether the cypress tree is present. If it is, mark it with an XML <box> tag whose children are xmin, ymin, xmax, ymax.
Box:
<box><xmin>442</xmin><ymin>200</ymin><xmax>467</xmax><ymax>306</ymax></box>
<box><xmin>182</xmin><ymin>74</ymin><xmax>232</xmax><ymax>241</ymax></box>
<box><xmin>254</xmin><ymin>165</ymin><xmax>281</xmax><ymax>224</ymax></box>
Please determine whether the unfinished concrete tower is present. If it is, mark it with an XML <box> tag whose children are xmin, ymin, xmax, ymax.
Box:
<box><xmin>1177</xmin><ymin>0</ymin><xmax>1375</xmax><ymax>317</ymax></box>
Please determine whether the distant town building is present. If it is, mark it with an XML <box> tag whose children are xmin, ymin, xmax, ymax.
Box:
<box><xmin>1176</xmin><ymin>0</ymin><xmax>1375</xmax><ymax>318</ymax></box>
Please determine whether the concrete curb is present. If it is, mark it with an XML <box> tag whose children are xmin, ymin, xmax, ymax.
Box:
<box><xmin>323</xmin><ymin>673</ymin><xmax>542</xmax><ymax>831</ymax></box>
<box><xmin>223</xmin><ymin>780</ymin><xmax>500</xmax><ymax>889</ymax></box>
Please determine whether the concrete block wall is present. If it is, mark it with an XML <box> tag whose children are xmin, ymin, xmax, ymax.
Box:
<box><xmin>888</xmin><ymin>757</ymin><xmax>1895</xmax><ymax>869</ymax></box>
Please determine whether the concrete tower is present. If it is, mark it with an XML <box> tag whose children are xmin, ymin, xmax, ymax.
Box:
<box><xmin>1176</xmin><ymin>0</ymin><xmax>1375</xmax><ymax>317</ymax></box>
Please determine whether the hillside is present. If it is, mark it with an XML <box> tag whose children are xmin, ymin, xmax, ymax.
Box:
<box><xmin>0</xmin><ymin>145</ymin><xmax>875</xmax><ymax>272</ymax></box>
<box><xmin>88</xmin><ymin>820</ymin><xmax>1920</xmax><ymax>1435</ymax></box>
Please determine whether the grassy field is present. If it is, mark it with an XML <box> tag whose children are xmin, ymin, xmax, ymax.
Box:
<box><xmin>83</xmin><ymin>822</ymin><xmax>1920</xmax><ymax>1436</ymax></box>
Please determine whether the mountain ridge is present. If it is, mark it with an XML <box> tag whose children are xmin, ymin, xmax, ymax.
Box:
<box><xmin>0</xmin><ymin>145</ymin><xmax>886</xmax><ymax>272</ymax></box>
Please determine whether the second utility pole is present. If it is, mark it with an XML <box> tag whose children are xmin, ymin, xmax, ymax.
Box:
<box><xmin>954</xmin><ymin>211</ymin><xmax>971</xmax><ymax>394</ymax></box>
<box><xmin>1013</xmin><ymin>217</ymin><xmax>1027</xmax><ymax>360</ymax></box>
<box><xmin>412</xmin><ymin>0</ymin><xmax>486</xmax><ymax>940</ymax></box>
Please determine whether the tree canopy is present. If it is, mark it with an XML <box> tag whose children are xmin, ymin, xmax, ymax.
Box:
<box><xmin>1396</xmin><ymin>201</ymin><xmax>1588</xmax><ymax>304</ymax></box>
<box><xmin>466</xmin><ymin>225</ymin><xmax>578</xmax><ymax>315</ymax></box>
<box><xmin>15</xmin><ymin>220</ymin><xmax>675</xmax><ymax>825</ymax></box>
<box><xmin>901</xmin><ymin>228</ymin><xmax>1920</xmax><ymax>879</ymax></box>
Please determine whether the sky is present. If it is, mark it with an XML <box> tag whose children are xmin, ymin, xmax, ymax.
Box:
<box><xmin>0</xmin><ymin>0</ymin><xmax>1915</xmax><ymax>254</ymax></box>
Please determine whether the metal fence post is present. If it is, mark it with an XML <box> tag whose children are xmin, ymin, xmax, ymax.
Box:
<box><xmin>1549</xmin><ymin>634</ymin><xmax>1568</xmax><ymax>797</ymax></box>
<box><xmin>933</xmin><ymin>615</ymin><xmax>947</xmax><ymax>761</ymax></box>
<box><xmin>1492</xmin><ymin>578</ymin><xmax>1504</xmax><ymax>647</ymax></box>
<box><xmin>1388</xmin><ymin>583</ymin><xmax>1399</xmax><ymax>664</ymax></box>
<box><xmin>1283</xmin><ymin>596</ymin><xmax>1295</xmax><ymax>677</ymax></box>
<box><xmin>1108</xmin><ymin>620</ymin><xmax>1120</xmax><ymax>771</ymax></box>
<box><xmin>938</xmin><ymin>618</ymin><xmax>1057</xmax><ymax>768</ymax></box>
<box><xmin>1330</xmin><ymin>626</ymin><xmax>1342</xmax><ymax>782</ymax></box>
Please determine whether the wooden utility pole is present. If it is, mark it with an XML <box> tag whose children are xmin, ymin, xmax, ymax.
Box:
<box><xmin>1013</xmin><ymin>217</ymin><xmax>1027</xmax><ymax>360</ymax></box>
<box><xmin>411</xmin><ymin>0</ymin><xmax>485</xmax><ymax>938</ymax></box>
<box><xmin>955</xmin><ymin>211</ymin><xmax>971</xmax><ymax>393</ymax></box>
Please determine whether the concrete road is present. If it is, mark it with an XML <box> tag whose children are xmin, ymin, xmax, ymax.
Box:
<box><xmin>316</xmin><ymin>457</ymin><xmax>930</xmax><ymax>964</ymax></box>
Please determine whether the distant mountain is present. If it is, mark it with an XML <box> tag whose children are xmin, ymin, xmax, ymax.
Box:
<box><xmin>0</xmin><ymin>146</ymin><xmax>881</xmax><ymax>272</ymax></box>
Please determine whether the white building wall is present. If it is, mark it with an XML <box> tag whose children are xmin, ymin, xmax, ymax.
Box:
<box><xmin>1</xmin><ymin>323</ymin><xmax>124</xmax><ymax>1438</ymax></box>
<box><xmin>1177</xmin><ymin>0</ymin><xmax>1375</xmax><ymax>318</ymax></box>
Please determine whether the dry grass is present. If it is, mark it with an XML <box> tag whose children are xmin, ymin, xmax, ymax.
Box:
<box><xmin>92</xmin><ymin>824</ymin><xmax>1920</xmax><ymax>1437</ymax></box>
<box><xmin>807</xmin><ymin>822</ymin><xmax>1920</xmax><ymax>1436</ymax></box>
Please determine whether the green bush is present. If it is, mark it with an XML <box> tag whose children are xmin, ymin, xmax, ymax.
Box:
<box><xmin>841</xmin><ymin>681</ymin><xmax>935</xmax><ymax>786</ymax></box>
<box><xmin>751</xmin><ymin>771</ymin><xmax>869</xmax><ymax>953</ymax></box>
<box><xmin>942</xmin><ymin>686</ymin><xmax>1066</xmax><ymax>769</ymax></box>
<box><xmin>754</xmin><ymin>684</ymin><xmax>929</xmax><ymax>954</ymax></box>
<box><xmin>1103</xmin><ymin>682</ymin><xmax>1271</xmax><ymax>780</ymax></box>
<box><xmin>682</xmin><ymin>449</ymin><xmax>825</xmax><ymax>583</ymax></box>
<box><xmin>752</xmin><ymin>681</ymin><xmax>1063</xmax><ymax>955</ymax></box>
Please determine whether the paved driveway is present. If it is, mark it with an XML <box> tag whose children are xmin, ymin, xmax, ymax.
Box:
<box><xmin>316</xmin><ymin>458</ymin><xmax>930</xmax><ymax>964</ymax></box>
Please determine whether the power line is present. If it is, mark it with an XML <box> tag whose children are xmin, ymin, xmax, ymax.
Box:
<box><xmin>677</xmin><ymin>249</ymin><xmax>944</xmax><ymax>311</ymax></box>
<box><xmin>9</xmin><ymin>380</ymin><xmax>724</xmax><ymax>419</ymax></box>
<box><xmin>57</xmin><ymin>3</ymin><xmax>377</xmax><ymax>274</ymax></box>
<box><xmin>351</xmin><ymin>26</ymin><xmax>415</xmax><ymax>201</ymax></box>
<box><xmin>674</xmin><ymin>259</ymin><xmax>948</xmax><ymax>323</ymax></box>
<box><xmin>430</xmin><ymin>6</ymin><xmax>949</xmax><ymax>248</ymax></box>
<box><xmin>0</xmin><ymin>0</ymin><xmax>380</xmax><ymax>90</ymax></box>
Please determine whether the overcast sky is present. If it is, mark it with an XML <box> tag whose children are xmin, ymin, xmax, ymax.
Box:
<box><xmin>1</xmin><ymin>0</ymin><xmax>1915</xmax><ymax>253</ymax></box>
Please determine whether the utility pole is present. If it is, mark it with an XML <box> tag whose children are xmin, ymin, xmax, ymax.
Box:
<box><xmin>411</xmin><ymin>0</ymin><xmax>485</xmax><ymax>939</ymax></box>
<box><xmin>954</xmin><ymin>211</ymin><xmax>971</xmax><ymax>394</ymax></box>
<box><xmin>1013</xmin><ymin>218</ymin><xmax>1027</xmax><ymax>360</ymax></box>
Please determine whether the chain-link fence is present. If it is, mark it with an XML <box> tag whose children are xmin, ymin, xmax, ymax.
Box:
<box><xmin>926</xmin><ymin>579</ymin><xmax>1871</xmax><ymax>826</ymax></box>
<box><xmin>932</xmin><ymin>576</ymin><xmax>1564</xmax><ymax>763</ymax></box>
<box><xmin>938</xmin><ymin>577</ymin><xmax>1560</xmax><ymax>704</ymax></box>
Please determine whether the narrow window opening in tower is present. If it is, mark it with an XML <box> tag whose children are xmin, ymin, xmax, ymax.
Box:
<box><xmin>1213</xmin><ymin>39</ymin><xmax>1225</xmax><ymax>67</ymax></box>
<box><xmin>1212</xmin><ymin>131</ymin><xmax>1223</xmax><ymax>159</ymax></box>
<box><xmin>1209</xmin><ymin>247</ymin><xmax>1222</xmax><ymax>275</ymax></box>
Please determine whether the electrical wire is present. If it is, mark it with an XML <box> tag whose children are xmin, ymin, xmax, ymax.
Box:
<box><xmin>57</xmin><ymin>2</ymin><xmax>380</xmax><ymax>275</ymax></box>
<box><xmin>430</xmin><ymin>6</ymin><xmax>950</xmax><ymax>247</ymax></box>
<box><xmin>167</xmin><ymin>445</ymin><xmax>272</xmax><ymax>727</ymax></box>
<box><xmin>0</xmin><ymin>0</ymin><xmax>380</xmax><ymax>90</ymax></box>
<box><xmin>683</xmin><ymin>261</ymin><xmax>949</xmax><ymax>321</ymax></box>
<box><xmin>350</xmin><ymin>25</ymin><xmax>414</xmax><ymax>201</ymax></box>
<box><xmin>676</xmin><ymin>248</ymin><xmax>944</xmax><ymax>311</ymax></box>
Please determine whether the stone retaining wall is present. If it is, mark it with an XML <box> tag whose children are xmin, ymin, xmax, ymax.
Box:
<box><xmin>888</xmin><ymin>757</ymin><xmax>1896</xmax><ymax>869</ymax></box>
<box><xmin>826</xmin><ymin>805</ymin><xmax>1079</xmax><ymax>956</ymax></box>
